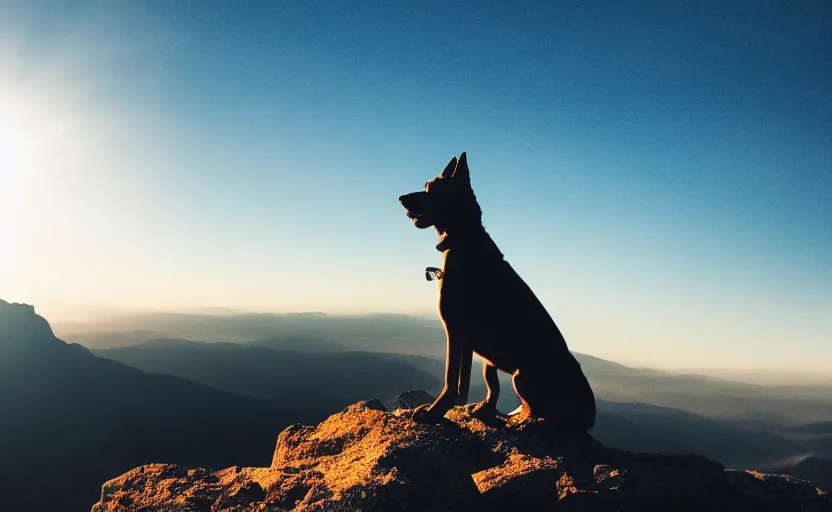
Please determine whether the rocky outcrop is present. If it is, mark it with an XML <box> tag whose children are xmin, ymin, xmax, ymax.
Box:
<box><xmin>92</xmin><ymin>394</ymin><xmax>831</xmax><ymax>511</ymax></box>
<box><xmin>0</xmin><ymin>299</ymin><xmax>63</xmax><ymax>356</ymax></box>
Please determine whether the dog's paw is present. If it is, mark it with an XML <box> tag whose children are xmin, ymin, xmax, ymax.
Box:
<box><xmin>506</xmin><ymin>404</ymin><xmax>533</xmax><ymax>424</ymax></box>
<box><xmin>411</xmin><ymin>404</ymin><xmax>446</xmax><ymax>424</ymax></box>
<box><xmin>458</xmin><ymin>400</ymin><xmax>508</xmax><ymax>427</ymax></box>
<box><xmin>468</xmin><ymin>400</ymin><xmax>499</xmax><ymax>419</ymax></box>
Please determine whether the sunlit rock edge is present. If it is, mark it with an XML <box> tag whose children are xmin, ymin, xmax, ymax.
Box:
<box><xmin>91</xmin><ymin>395</ymin><xmax>831</xmax><ymax>512</ymax></box>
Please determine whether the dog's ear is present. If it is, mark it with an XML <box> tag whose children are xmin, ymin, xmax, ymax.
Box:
<box><xmin>441</xmin><ymin>156</ymin><xmax>458</xmax><ymax>179</ymax></box>
<box><xmin>451</xmin><ymin>152</ymin><xmax>470</xmax><ymax>183</ymax></box>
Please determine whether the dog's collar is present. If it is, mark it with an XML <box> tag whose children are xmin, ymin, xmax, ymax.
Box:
<box><xmin>425</xmin><ymin>267</ymin><xmax>444</xmax><ymax>281</ymax></box>
<box><xmin>435</xmin><ymin>232</ymin><xmax>464</xmax><ymax>252</ymax></box>
<box><xmin>434</xmin><ymin>231</ymin><xmax>504</xmax><ymax>259</ymax></box>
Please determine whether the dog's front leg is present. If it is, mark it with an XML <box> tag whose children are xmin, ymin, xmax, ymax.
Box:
<box><xmin>456</xmin><ymin>343</ymin><xmax>473</xmax><ymax>405</ymax></box>
<box><xmin>413</xmin><ymin>328</ymin><xmax>463</xmax><ymax>423</ymax></box>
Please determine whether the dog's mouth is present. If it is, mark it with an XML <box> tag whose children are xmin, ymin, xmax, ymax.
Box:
<box><xmin>406</xmin><ymin>210</ymin><xmax>431</xmax><ymax>228</ymax></box>
<box><xmin>405</xmin><ymin>207</ymin><xmax>436</xmax><ymax>229</ymax></box>
<box><xmin>399</xmin><ymin>192</ymin><xmax>432</xmax><ymax>228</ymax></box>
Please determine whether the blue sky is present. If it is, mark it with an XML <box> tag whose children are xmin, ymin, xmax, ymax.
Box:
<box><xmin>1</xmin><ymin>1</ymin><xmax>830</xmax><ymax>371</ymax></box>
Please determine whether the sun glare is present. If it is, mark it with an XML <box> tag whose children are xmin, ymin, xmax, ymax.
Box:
<box><xmin>0</xmin><ymin>56</ymin><xmax>94</xmax><ymax>207</ymax></box>
<box><xmin>0</xmin><ymin>49</ymin><xmax>98</xmax><ymax>298</ymax></box>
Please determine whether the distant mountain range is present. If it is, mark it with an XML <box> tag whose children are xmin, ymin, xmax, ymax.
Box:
<box><xmin>82</xmin><ymin>311</ymin><xmax>832</xmax><ymax>486</ymax></box>
<box><xmin>93</xmin><ymin>336</ymin><xmax>832</xmax><ymax>474</ymax></box>
<box><xmin>3</xmin><ymin>300</ymin><xmax>830</xmax><ymax>510</ymax></box>
<box><xmin>0</xmin><ymin>301</ymin><xmax>432</xmax><ymax>511</ymax></box>
<box><xmin>55</xmin><ymin>311</ymin><xmax>446</xmax><ymax>356</ymax></box>
<box><xmin>93</xmin><ymin>338</ymin><xmax>439</xmax><ymax>412</ymax></box>
<box><xmin>56</xmin><ymin>310</ymin><xmax>832</xmax><ymax>425</ymax></box>
<box><xmin>576</xmin><ymin>352</ymin><xmax>832</xmax><ymax>426</ymax></box>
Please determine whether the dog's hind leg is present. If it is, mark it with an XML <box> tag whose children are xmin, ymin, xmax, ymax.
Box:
<box><xmin>507</xmin><ymin>405</ymin><xmax>524</xmax><ymax>417</ymax></box>
<box><xmin>470</xmin><ymin>362</ymin><xmax>500</xmax><ymax>417</ymax></box>
<box><xmin>510</xmin><ymin>369</ymin><xmax>535</xmax><ymax>423</ymax></box>
<box><xmin>511</xmin><ymin>366</ymin><xmax>596</xmax><ymax>431</ymax></box>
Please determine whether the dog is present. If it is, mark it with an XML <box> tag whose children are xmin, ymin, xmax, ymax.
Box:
<box><xmin>399</xmin><ymin>152</ymin><xmax>596</xmax><ymax>432</ymax></box>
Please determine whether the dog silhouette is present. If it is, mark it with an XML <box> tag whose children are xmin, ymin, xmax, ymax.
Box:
<box><xmin>399</xmin><ymin>153</ymin><xmax>596</xmax><ymax>432</ymax></box>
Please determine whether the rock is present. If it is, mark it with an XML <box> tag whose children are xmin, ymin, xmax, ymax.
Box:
<box><xmin>270</xmin><ymin>402</ymin><xmax>485</xmax><ymax>511</ymax></box>
<box><xmin>361</xmin><ymin>398</ymin><xmax>387</xmax><ymax>412</ymax></box>
<box><xmin>92</xmin><ymin>399</ymin><xmax>832</xmax><ymax>512</ymax></box>
<box><xmin>395</xmin><ymin>389</ymin><xmax>435</xmax><ymax>410</ymax></box>
<box><xmin>92</xmin><ymin>464</ymin><xmax>260</xmax><ymax>512</ymax></box>
<box><xmin>342</xmin><ymin>398</ymin><xmax>387</xmax><ymax>413</ymax></box>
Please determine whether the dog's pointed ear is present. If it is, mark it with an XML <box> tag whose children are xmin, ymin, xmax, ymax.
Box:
<box><xmin>451</xmin><ymin>152</ymin><xmax>470</xmax><ymax>182</ymax></box>
<box><xmin>441</xmin><ymin>156</ymin><xmax>458</xmax><ymax>179</ymax></box>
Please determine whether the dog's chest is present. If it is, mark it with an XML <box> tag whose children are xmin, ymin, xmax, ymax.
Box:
<box><xmin>437</xmin><ymin>278</ymin><xmax>469</xmax><ymax>324</ymax></box>
<box><xmin>436</xmin><ymin>263</ymin><xmax>501</xmax><ymax>323</ymax></box>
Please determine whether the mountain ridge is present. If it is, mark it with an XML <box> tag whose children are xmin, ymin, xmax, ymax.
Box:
<box><xmin>0</xmin><ymin>300</ymin><xmax>303</xmax><ymax>511</ymax></box>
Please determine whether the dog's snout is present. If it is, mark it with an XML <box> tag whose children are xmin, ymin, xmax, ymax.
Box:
<box><xmin>399</xmin><ymin>192</ymin><xmax>419</xmax><ymax>206</ymax></box>
<box><xmin>399</xmin><ymin>191</ymin><xmax>427</xmax><ymax>212</ymax></box>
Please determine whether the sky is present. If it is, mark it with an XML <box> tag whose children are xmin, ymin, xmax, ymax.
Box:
<box><xmin>1</xmin><ymin>1</ymin><xmax>830</xmax><ymax>371</ymax></box>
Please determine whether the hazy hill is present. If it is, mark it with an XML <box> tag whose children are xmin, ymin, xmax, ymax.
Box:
<box><xmin>0</xmin><ymin>301</ymin><xmax>305</xmax><ymax>511</ymax></box>
<box><xmin>59</xmin><ymin>311</ymin><xmax>832</xmax><ymax>424</ymax></box>
<box><xmin>789</xmin><ymin>422</ymin><xmax>832</xmax><ymax>435</ymax></box>
<box><xmin>592</xmin><ymin>401</ymin><xmax>806</xmax><ymax>470</ymax></box>
<box><xmin>56</xmin><ymin>311</ymin><xmax>446</xmax><ymax>356</ymax></box>
<box><xmin>64</xmin><ymin>309</ymin><xmax>832</xmax><ymax>426</ymax></box>
<box><xmin>577</xmin><ymin>353</ymin><xmax>832</xmax><ymax>426</ymax></box>
<box><xmin>771</xmin><ymin>457</ymin><xmax>832</xmax><ymax>492</ymax></box>
<box><xmin>95</xmin><ymin>338</ymin><xmax>440</xmax><ymax>410</ymax></box>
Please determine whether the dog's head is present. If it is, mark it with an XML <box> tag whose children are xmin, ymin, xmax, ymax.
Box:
<box><xmin>398</xmin><ymin>152</ymin><xmax>482</xmax><ymax>231</ymax></box>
